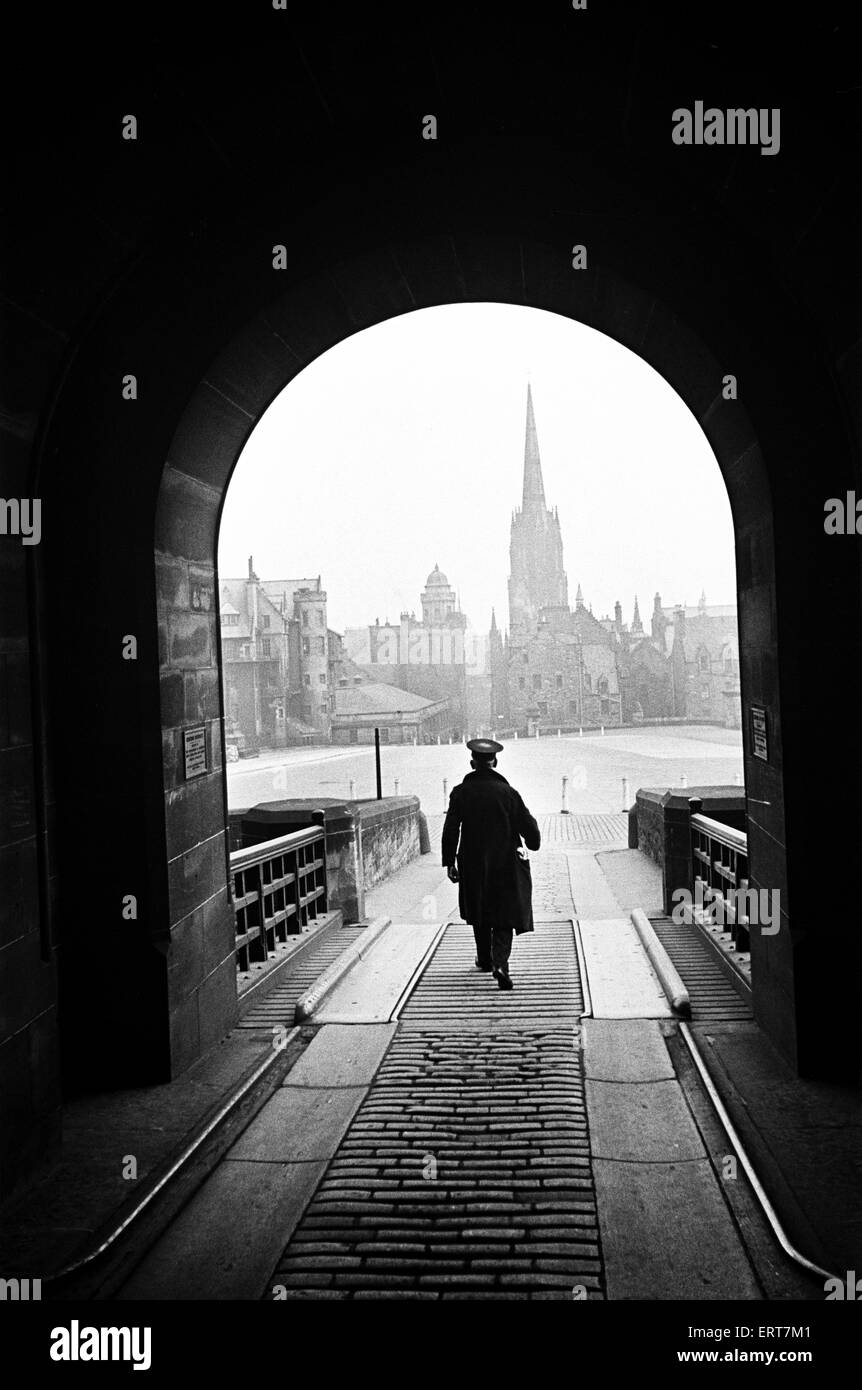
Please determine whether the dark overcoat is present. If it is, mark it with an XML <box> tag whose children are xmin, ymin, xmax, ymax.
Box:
<box><xmin>441</xmin><ymin>766</ymin><xmax>541</xmax><ymax>934</ymax></box>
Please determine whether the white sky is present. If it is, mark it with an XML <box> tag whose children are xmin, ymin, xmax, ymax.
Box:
<box><xmin>218</xmin><ymin>303</ymin><xmax>736</xmax><ymax>636</ymax></box>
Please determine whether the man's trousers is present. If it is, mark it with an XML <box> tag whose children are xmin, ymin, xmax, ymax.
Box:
<box><xmin>472</xmin><ymin>922</ymin><xmax>513</xmax><ymax>971</ymax></box>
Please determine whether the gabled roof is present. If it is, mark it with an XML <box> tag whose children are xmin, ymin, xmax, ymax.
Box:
<box><xmin>334</xmin><ymin>682</ymin><xmax>439</xmax><ymax>715</ymax></box>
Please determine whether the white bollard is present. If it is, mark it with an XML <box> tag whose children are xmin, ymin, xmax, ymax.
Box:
<box><xmin>414</xmin><ymin>737</ymin><xmax>417</xmax><ymax>747</ymax></box>
<box><xmin>443</xmin><ymin>778</ymin><xmax>448</xmax><ymax>810</ymax></box>
<box><xmin>600</xmin><ymin>725</ymin><xmax>605</xmax><ymax>736</ymax></box>
<box><xmin>394</xmin><ymin>779</ymin><xmax>400</xmax><ymax>796</ymax></box>
<box><xmin>437</xmin><ymin>735</ymin><xmax>441</xmax><ymax>745</ymax></box>
<box><xmin>557</xmin><ymin>728</ymin><xmax>561</xmax><ymax>738</ymax></box>
<box><xmin>535</xmin><ymin>727</ymin><xmax>539</xmax><ymax>739</ymax></box>
<box><xmin>579</xmin><ymin>727</ymin><xmax>583</xmax><ymax>738</ymax></box>
<box><xmin>514</xmin><ymin>731</ymin><xmax>518</xmax><ymax>740</ymax></box>
<box><xmin>561</xmin><ymin>775</ymin><xmax>569</xmax><ymax>814</ymax></box>
<box><xmin>680</xmin><ymin>773</ymin><xmax>688</xmax><ymax>788</ymax></box>
<box><xmin>622</xmin><ymin>776</ymin><xmax>630</xmax><ymax>811</ymax></box>
<box><xmin>349</xmin><ymin>778</ymin><xmax>356</xmax><ymax>799</ymax></box>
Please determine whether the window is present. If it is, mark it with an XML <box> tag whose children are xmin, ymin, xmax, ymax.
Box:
<box><xmin>532</xmin><ymin>674</ymin><xmax>542</xmax><ymax>690</ymax></box>
<box><xmin>316</xmin><ymin>610</ymin><xmax>324</xmax><ymax>626</ymax></box>
<box><xmin>518</xmin><ymin>678</ymin><xmax>526</xmax><ymax>690</ymax></box>
<box><xmin>240</xmin><ymin>643</ymin><xmax>252</xmax><ymax>660</ymax></box>
<box><xmin>699</xmin><ymin>648</ymin><xmax>710</xmax><ymax>673</ymax></box>
<box><xmin>319</xmin><ymin>702</ymin><xmax>328</xmax><ymax>713</ymax></box>
<box><xmin>556</xmin><ymin>674</ymin><xmax>563</xmax><ymax>689</ymax></box>
<box><xmin>316</xmin><ymin>636</ymin><xmax>326</xmax><ymax>655</ymax></box>
<box><xmin>262</xmin><ymin>615</ymin><xmax>270</xmax><ymax>629</ymax></box>
<box><xmin>302</xmin><ymin>638</ymin><xmax>310</xmax><ymax>655</ymax></box>
<box><xmin>522</xmin><ymin>653</ymin><xmax>529</xmax><ymax>664</ymax></box>
<box><xmin>701</xmin><ymin>687</ymin><xmax>710</xmax><ymax>700</ymax></box>
<box><xmin>598</xmin><ymin>676</ymin><xmax>609</xmax><ymax>696</ymax></box>
<box><xmin>319</xmin><ymin>673</ymin><xmax>327</xmax><ymax>684</ymax></box>
<box><xmin>302</xmin><ymin>611</ymin><xmax>309</xmax><ymax>626</ymax></box>
<box><xmin>304</xmin><ymin>674</ymin><xmax>311</xmax><ymax>686</ymax></box>
<box><xmin>584</xmin><ymin>673</ymin><xmax>592</xmax><ymax>691</ymax></box>
<box><xmin>260</xmin><ymin>638</ymin><xmax>271</xmax><ymax>658</ymax></box>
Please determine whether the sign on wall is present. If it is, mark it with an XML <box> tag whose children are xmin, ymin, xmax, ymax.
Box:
<box><xmin>184</xmin><ymin>726</ymin><xmax>208</xmax><ymax>779</ymax></box>
<box><xmin>750</xmin><ymin>706</ymin><xmax>768</xmax><ymax>762</ymax></box>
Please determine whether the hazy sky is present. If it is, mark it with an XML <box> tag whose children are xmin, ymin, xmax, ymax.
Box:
<box><xmin>218</xmin><ymin>303</ymin><xmax>736</xmax><ymax>636</ymax></box>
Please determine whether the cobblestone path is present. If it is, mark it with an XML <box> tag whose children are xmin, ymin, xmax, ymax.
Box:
<box><xmin>268</xmin><ymin>914</ymin><xmax>603</xmax><ymax>1300</ymax></box>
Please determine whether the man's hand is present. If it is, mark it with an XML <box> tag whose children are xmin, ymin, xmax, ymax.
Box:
<box><xmin>446</xmin><ymin>865</ymin><xmax>459</xmax><ymax>883</ymax></box>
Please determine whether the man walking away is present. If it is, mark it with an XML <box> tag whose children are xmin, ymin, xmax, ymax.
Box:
<box><xmin>442</xmin><ymin>739</ymin><xmax>541</xmax><ymax>990</ymax></box>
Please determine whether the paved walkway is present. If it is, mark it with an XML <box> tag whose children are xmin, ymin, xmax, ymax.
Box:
<box><xmin>2</xmin><ymin>818</ymin><xmax>853</xmax><ymax>1300</ymax></box>
<box><xmin>258</xmin><ymin>825</ymin><xmax>760</xmax><ymax>1300</ymax></box>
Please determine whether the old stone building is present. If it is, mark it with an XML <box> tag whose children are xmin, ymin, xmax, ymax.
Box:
<box><xmin>344</xmin><ymin>565</ymin><xmax>489</xmax><ymax>739</ymax></box>
<box><xmin>220</xmin><ymin>560</ymin><xmax>349</xmax><ymax>747</ymax></box>
<box><xmin>491</xmin><ymin>389</ymin><xmax>741</xmax><ymax>732</ymax></box>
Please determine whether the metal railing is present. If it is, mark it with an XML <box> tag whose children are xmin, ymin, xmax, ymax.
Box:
<box><xmin>690</xmin><ymin>806</ymin><xmax>750</xmax><ymax>952</ymax></box>
<box><xmin>230</xmin><ymin>824</ymin><xmax>328</xmax><ymax>976</ymax></box>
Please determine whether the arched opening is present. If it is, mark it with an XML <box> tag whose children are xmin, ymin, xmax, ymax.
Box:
<box><xmin>35</xmin><ymin>224</ymin><xmax>860</xmax><ymax>1098</ymax></box>
<box><xmin>217</xmin><ymin>301</ymin><xmax>742</xmax><ymax>763</ymax></box>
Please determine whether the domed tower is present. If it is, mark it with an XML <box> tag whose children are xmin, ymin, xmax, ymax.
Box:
<box><xmin>421</xmin><ymin>564</ymin><xmax>458</xmax><ymax>625</ymax></box>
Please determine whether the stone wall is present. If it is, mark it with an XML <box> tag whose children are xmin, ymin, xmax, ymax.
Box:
<box><xmin>634</xmin><ymin>785</ymin><xmax>747</xmax><ymax>871</ymax></box>
<box><xmin>358</xmin><ymin>798</ymin><xmax>422</xmax><ymax>890</ymax></box>
<box><xmin>236</xmin><ymin>795</ymin><xmax>425</xmax><ymax>922</ymax></box>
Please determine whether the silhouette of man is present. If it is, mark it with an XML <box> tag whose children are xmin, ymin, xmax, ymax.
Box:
<box><xmin>442</xmin><ymin>739</ymin><xmax>541</xmax><ymax>990</ymax></box>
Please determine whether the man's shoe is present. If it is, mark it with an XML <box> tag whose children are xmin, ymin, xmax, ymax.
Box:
<box><xmin>475</xmin><ymin>957</ymin><xmax>492</xmax><ymax>971</ymax></box>
<box><xmin>493</xmin><ymin>968</ymin><xmax>514</xmax><ymax>991</ymax></box>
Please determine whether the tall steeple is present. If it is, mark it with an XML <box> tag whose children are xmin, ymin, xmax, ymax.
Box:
<box><xmin>521</xmin><ymin>383</ymin><xmax>547</xmax><ymax>512</ymax></box>
<box><xmin>508</xmin><ymin>384</ymin><xmax>568</xmax><ymax>635</ymax></box>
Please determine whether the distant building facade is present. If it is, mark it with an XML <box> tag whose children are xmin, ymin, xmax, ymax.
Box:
<box><xmin>343</xmin><ymin>565</ymin><xmax>489</xmax><ymax>739</ymax></box>
<box><xmin>220</xmin><ymin>560</ymin><xmax>359</xmax><ymax>748</ymax></box>
<box><xmin>490</xmin><ymin>388</ymin><xmax>741</xmax><ymax>733</ymax></box>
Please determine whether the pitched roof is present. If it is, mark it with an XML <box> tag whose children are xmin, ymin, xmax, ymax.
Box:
<box><xmin>333</xmin><ymin>682</ymin><xmax>440</xmax><ymax>715</ymax></box>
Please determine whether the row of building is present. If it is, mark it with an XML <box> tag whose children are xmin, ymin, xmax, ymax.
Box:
<box><xmin>219</xmin><ymin>387</ymin><xmax>741</xmax><ymax>749</ymax></box>
<box><xmin>219</xmin><ymin>565</ymin><xmax>457</xmax><ymax>749</ymax></box>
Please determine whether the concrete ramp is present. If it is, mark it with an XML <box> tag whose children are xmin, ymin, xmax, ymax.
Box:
<box><xmin>577</xmin><ymin>917</ymin><xmax>671</xmax><ymax>1018</ymax></box>
<box><xmin>313</xmin><ymin>922</ymin><xmax>442</xmax><ymax>1023</ymax></box>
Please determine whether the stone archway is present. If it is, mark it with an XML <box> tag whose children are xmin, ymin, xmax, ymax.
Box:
<box><xmin>36</xmin><ymin>201</ymin><xmax>861</xmax><ymax>1092</ymax></box>
<box><xmin>155</xmin><ymin>245</ymin><xmax>782</xmax><ymax>1074</ymax></box>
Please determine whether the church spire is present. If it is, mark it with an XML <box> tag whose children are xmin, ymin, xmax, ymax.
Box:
<box><xmin>521</xmin><ymin>383</ymin><xmax>546</xmax><ymax>512</ymax></box>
